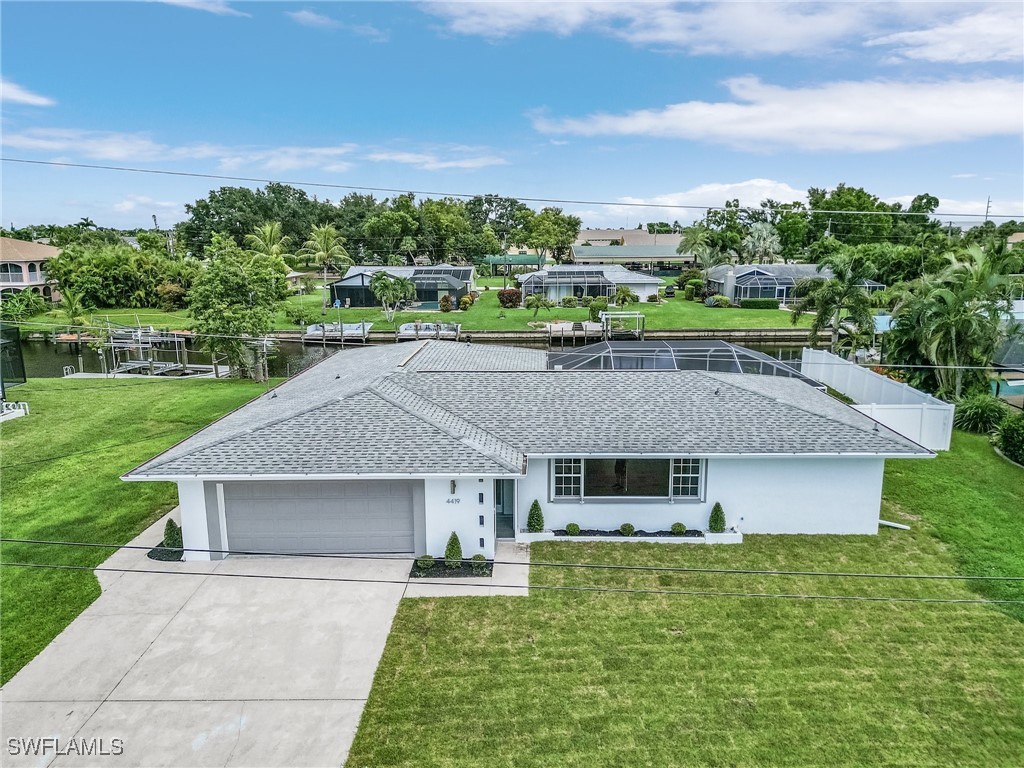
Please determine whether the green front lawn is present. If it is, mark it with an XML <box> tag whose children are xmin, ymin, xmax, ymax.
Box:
<box><xmin>348</xmin><ymin>435</ymin><xmax>1024</xmax><ymax>767</ymax></box>
<box><xmin>0</xmin><ymin>378</ymin><xmax>270</xmax><ymax>684</ymax></box>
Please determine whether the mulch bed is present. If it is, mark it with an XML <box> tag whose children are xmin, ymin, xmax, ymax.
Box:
<box><xmin>147</xmin><ymin>540</ymin><xmax>184</xmax><ymax>561</ymax></box>
<box><xmin>553</xmin><ymin>528</ymin><xmax>704</xmax><ymax>538</ymax></box>
<box><xmin>410</xmin><ymin>560</ymin><xmax>493</xmax><ymax>579</ymax></box>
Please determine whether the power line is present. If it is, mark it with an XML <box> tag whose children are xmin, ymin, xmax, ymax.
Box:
<box><xmin>2</xmin><ymin>561</ymin><xmax>1020</xmax><ymax>606</ymax></box>
<box><xmin>4</xmin><ymin>157</ymin><xmax>1021</xmax><ymax>220</ymax></box>
<box><xmin>4</xmin><ymin>537</ymin><xmax>1022</xmax><ymax>582</ymax></box>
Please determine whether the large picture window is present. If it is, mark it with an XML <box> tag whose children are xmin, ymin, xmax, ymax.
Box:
<box><xmin>552</xmin><ymin>458</ymin><xmax>705</xmax><ymax>500</ymax></box>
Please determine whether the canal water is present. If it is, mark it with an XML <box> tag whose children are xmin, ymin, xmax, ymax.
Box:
<box><xmin>19</xmin><ymin>338</ymin><xmax>805</xmax><ymax>380</ymax></box>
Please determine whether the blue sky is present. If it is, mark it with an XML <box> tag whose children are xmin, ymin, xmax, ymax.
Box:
<box><xmin>2</xmin><ymin>1</ymin><xmax>1022</xmax><ymax>230</ymax></box>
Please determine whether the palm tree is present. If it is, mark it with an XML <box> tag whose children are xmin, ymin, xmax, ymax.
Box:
<box><xmin>300</xmin><ymin>224</ymin><xmax>353</xmax><ymax>311</ymax></box>
<box><xmin>369</xmin><ymin>272</ymin><xmax>415</xmax><ymax>323</ymax></box>
<box><xmin>612</xmin><ymin>285</ymin><xmax>639</xmax><ymax>307</ymax></box>
<box><xmin>696</xmin><ymin>250</ymin><xmax>731</xmax><ymax>281</ymax></box>
<box><xmin>742</xmin><ymin>222</ymin><xmax>782</xmax><ymax>264</ymax></box>
<box><xmin>525</xmin><ymin>293</ymin><xmax>554</xmax><ymax>318</ymax></box>
<box><xmin>245</xmin><ymin>221</ymin><xmax>292</xmax><ymax>260</ymax></box>
<box><xmin>790</xmin><ymin>253</ymin><xmax>875</xmax><ymax>353</ymax></box>
<box><xmin>678</xmin><ymin>223</ymin><xmax>712</xmax><ymax>264</ymax></box>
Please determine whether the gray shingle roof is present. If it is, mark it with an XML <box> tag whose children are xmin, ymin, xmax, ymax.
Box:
<box><xmin>126</xmin><ymin>341</ymin><xmax>929</xmax><ymax>480</ymax></box>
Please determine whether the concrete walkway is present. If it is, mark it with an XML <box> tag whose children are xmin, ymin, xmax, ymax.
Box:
<box><xmin>1</xmin><ymin>515</ymin><xmax>530</xmax><ymax>767</ymax></box>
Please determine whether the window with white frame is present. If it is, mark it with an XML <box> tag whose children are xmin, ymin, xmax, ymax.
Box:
<box><xmin>671</xmin><ymin>458</ymin><xmax>703</xmax><ymax>498</ymax></box>
<box><xmin>552</xmin><ymin>458</ymin><xmax>582</xmax><ymax>498</ymax></box>
<box><xmin>552</xmin><ymin>457</ymin><xmax>705</xmax><ymax>500</ymax></box>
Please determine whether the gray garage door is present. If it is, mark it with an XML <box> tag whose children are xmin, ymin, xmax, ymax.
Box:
<box><xmin>223</xmin><ymin>480</ymin><xmax>417</xmax><ymax>554</ymax></box>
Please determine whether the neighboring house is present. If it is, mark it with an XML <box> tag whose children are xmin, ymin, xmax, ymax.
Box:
<box><xmin>0</xmin><ymin>237</ymin><xmax>61</xmax><ymax>301</ymax></box>
<box><xmin>1006</xmin><ymin>232</ymin><xmax>1024</xmax><ymax>249</ymax></box>
<box><xmin>329</xmin><ymin>265</ymin><xmax>475</xmax><ymax>309</ymax></box>
<box><xmin>575</xmin><ymin>228</ymin><xmax>683</xmax><ymax>249</ymax></box>
<box><xmin>571</xmin><ymin>244</ymin><xmax>694</xmax><ymax>270</ymax></box>
<box><xmin>706</xmin><ymin>264</ymin><xmax>885</xmax><ymax>304</ymax></box>
<box><xmin>124</xmin><ymin>340</ymin><xmax>932</xmax><ymax>562</ymax></box>
<box><xmin>518</xmin><ymin>265</ymin><xmax>662</xmax><ymax>303</ymax></box>
<box><xmin>286</xmin><ymin>270</ymin><xmax>308</xmax><ymax>289</ymax></box>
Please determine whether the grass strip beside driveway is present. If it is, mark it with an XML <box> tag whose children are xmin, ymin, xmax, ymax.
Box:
<box><xmin>0</xmin><ymin>378</ymin><xmax>268</xmax><ymax>684</ymax></box>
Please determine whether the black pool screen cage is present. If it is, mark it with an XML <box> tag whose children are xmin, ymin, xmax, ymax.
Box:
<box><xmin>0</xmin><ymin>322</ymin><xmax>27</xmax><ymax>395</ymax></box>
<box><xmin>548</xmin><ymin>340</ymin><xmax>823</xmax><ymax>387</ymax></box>
<box><xmin>522</xmin><ymin>270</ymin><xmax>615</xmax><ymax>299</ymax></box>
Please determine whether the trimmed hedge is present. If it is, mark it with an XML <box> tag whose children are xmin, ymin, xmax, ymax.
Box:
<box><xmin>565</xmin><ymin>523</ymin><xmax>581</xmax><ymax>536</ymax></box>
<box><xmin>740</xmin><ymin>298</ymin><xmax>780</xmax><ymax>310</ymax></box>
<box><xmin>444</xmin><ymin>532</ymin><xmax>463</xmax><ymax>569</ymax></box>
<box><xmin>471</xmin><ymin>554</ymin><xmax>488</xmax><ymax>576</ymax></box>
<box><xmin>997</xmin><ymin>413</ymin><xmax>1024</xmax><ymax>465</ymax></box>
<box><xmin>709</xmin><ymin>502</ymin><xmax>726</xmax><ymax>533</ymax></box>
<box><xmin>619</xmin><ymin>522</ymin><xmax>635</xmax><ymax>537</ymax></box>
<box><xmin>670</xmin><ymin>522</ymin><xmax>685</xmax><ymax>536</ymax></box>
<box><xmin>705</xmin><ymin>295</ymin><xmax>731</xmax><ymax>308</ymax></box>
<box><xmin>560</xmin><ymin>296</ymin><xmax>578</xmax><ymax>308</ymax></box>
<box><xmin>683</xmin><ymin>285</ymin><xmax>694</xmax><ymax>301</ymax></box>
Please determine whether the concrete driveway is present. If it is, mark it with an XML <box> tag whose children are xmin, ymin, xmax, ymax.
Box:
<box><xmin>1</xmin><ymin>514</ymin><xmax>411</xmax><ymax>767</ymax></box>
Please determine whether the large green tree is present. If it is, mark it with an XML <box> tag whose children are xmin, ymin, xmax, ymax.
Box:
<box><xmin>527</xmin><ymin>207</ymin><xmax>581</xmax><ymax>264</ymax></box>
<box><xmin>187</xmin><ymin>233</ymin><xmax>287</xmax><ymax>380</ymax></box>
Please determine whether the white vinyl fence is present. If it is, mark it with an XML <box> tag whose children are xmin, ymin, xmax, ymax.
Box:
<box><xmin>801</xmin><ymin>348</ymin><xmax>954</xmax><ymax>451</ymax></box>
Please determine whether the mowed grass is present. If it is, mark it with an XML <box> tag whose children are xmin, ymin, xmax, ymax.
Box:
<box><xmin>0</xmin><ymin>378</ymin><xmax>269</xmax><ymax>684</ymax></box>
<box><xmin>277</xmin><ymin>289</ymin><xmax>809</xmax><ymax>332</ymax></box>
<box><xmin>348</xmin><ymin>437</ymin><xmax>1024</xmax><ymax>767</ymax></box>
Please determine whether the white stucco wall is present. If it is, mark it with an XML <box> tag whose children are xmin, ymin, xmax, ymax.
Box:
<box><xmin>177</xmin><ymin>480</ymin><xmax>211</xmax><ymax>561</ymax></box>
<box><xmin>423</xmin><ymin>477</ymin><xmax>496</xmax><ymax>559</ymax></box>
<box><xmin>621</xmin><ymin>281</ymin><xmax>659</xmax><ymax>301</ymax></box>
<box><xmin>515</xmin><ymin>456</ymin><xmax>885</xmax><ymax>536</ymax></box>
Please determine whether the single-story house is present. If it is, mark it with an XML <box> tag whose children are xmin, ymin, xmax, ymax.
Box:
<box><xmin>482</xmin><ymin>253</ymin><xmax>545</xmax><ymax>275</ymax></box>
<box><xmin>571</xmin><ymin>244</ymin><xmax>695</xmax><ymax>271</ymax></box>
<box><xmin>124</xmin><ymin>340</ymin><xmax>932</xmax><ymax>562</ymax></box>
<box><xmin>518</xmin><ymin>265</ymin><xmax>662</xmax><ymax>303</ymax></box>
<box><xmin>329</xmin><ymin>265</ymin><xmax>474</xmax><ymax>309</ymax></box>
<box><xmin>0</xmin><ymin>237</ymin><xmax>61</xmax><ymax>301</ymax></box>
<box><xmin>706</xmin><ymin>264</ymin><xmax>885</xmax><ymax>304</ymax></box>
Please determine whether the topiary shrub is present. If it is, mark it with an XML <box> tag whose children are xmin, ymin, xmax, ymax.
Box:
<box><xmin>739</xmin><ymin>298</ymin><xmax>780</xmax><ymax>310</ymax></box>
<box><xmin>954</xmin><ymin>393</ymin><xmax>1008</xmax><ymax>433</ymax></box>
<box><xmin>164</xmin><ymin>518</ymin><xmax>183</xmax><ymax>549</ymax></box>
<box><xmin>619</xmin><ymin>522</ymin><xmax>635</xmax><ymax>537</ymax></box>
<box><xmin>686</xmin><ymin>278</ymin><xmax>704</xmax><ymax>290</ymax></box>
<box><xmin>580</xmin><ymin>295</ymin><xmax>594</xmax><ymax>307</ymax></box>
<box><xmin>527</xmin><ymin>500</ymin><xmax>544</xmax><ymax>533</ymax></box>
<box><xmin>683</xmin><ymin>285</ymin><xmax>695</xmax><ymax>301</ymax></box>
<box><xmin>459</xmin><ymin>295</ymin><xmax>473</xmax><ymax>311</ymax></box>
<box><xmin>560</xmin><ymin>296</ymin><xmax>578</xmax><ymax>308</ymax></box>
<box><xmin>497</xmin><ymin>288</ymin><xmax>521</xmax><ymax>308</ymax></box>
<box><xmin>415</xmin><ymin>554</ymin><xmax>435</xmax><ymax>574</ymax></box>
<box><xmin>670</xmin><ymin>522</ymin><xmax>685</xmax><ymax>536</ymax></box>
<box><xmin>589</xmin><ymin>297</ymin><xmax>608</xmax><ymax>322</ymax></box>
<box><xmin>565</xmin><ymin>523</ymin><xmax>581</xmax><ymax>536</ymax></box>
<box><xmin>996</xmin><ymin>413</ymin><xmax>1024</xmax><ymax>465</ymax></box>
<box><xmin>471</xmin><ymin>553</ymin><xmax>488</xmax><ymax>576</ymax></box>
<box><xmin>708</xmin><ymin>502</ymin><xmax>726</xmax><ymax>533</ymax></box>
<box><xmin>444</xmin><ymin>532</ymin><xmax>463</xmax><ymax>569</ymax></box>
<box><xmin>439</xmin><ymin>294</ymin><xmax>454</xmax><ymax>312</ymax></box>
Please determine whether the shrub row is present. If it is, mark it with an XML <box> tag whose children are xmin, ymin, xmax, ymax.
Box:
<box><xmin>739</xmin><ymin>298</ymin><xmax>780</xmax><ymax>310</ymax></box>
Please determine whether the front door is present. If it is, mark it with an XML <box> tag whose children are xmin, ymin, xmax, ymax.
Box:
<box><xmin>494</xmin><ymin>479</ymin><xmax>515</xmax><ymax>538</ymax></box>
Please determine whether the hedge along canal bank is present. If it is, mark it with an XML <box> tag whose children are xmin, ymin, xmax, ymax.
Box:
<box><xmin>19</xmin><ymin>330</ymin><xmax>814</xmax><ymax>379</ymax></box>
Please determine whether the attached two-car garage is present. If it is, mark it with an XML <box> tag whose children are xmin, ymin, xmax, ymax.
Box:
<box><xmin>219</xmin><ymin>480</ymin><xmax>423</xmax><ymax>555</ymax></box>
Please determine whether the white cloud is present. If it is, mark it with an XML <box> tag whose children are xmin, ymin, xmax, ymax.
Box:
<box><xmin>285</xmin><ymin>10</ymin><xmax>389</xmax><ymax>41</ymax></box>
<box><xmin>576</xmin><ymin>178</ymin><xmax>808</xmax><ymax>226</ymax></box>
<box><xmin>0</xmin><ymin>78</ymin><xmax>56</xmax><ymax>107</ymax></box>
<box><xmin>113</xmin><ymin>195</ymin><xmax>182</xmax><ymax>213</ymax></box>
<box><xmin>532</xmin><ymin>76</ymin><xmax>1023</xmax><ymax>152</ymax></box>
<box><xmin>159</xmin><ymin>0</ymin><xmax>249</xmax><ymax>17</ymax></box>
<box><xmin>951</xmin><ymin>173</ymin><xmax>978</xmax><ymax>179</ymax></box>
<box><xmin>366</xmin><ymin>150</ymin><xmax>507</xmax><ymax>170</ymax></box>
<box><xmin>286</xmin><ymin>10</ymin><xmax>339</xmax><ymax>28</ymax></box>
<box><xmin>866</xmin><ymin>7</ymin><xmax>1023</xmax><ymax>63</ymax></box>
<box><xmin>1</xmin><ymin>128</ymin><xmax>356</xmax><ymax>173</ymax></box>
<box><xmin>426</xmin><ymin>2</ymin><xmax>928</xmax><ymax>57</ymax></box>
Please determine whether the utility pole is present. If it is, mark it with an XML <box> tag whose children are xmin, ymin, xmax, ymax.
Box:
<box><xmin>984</xmin><ymin>196</ymin><xmax>991</xmax><ymax>223</ymax></box>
